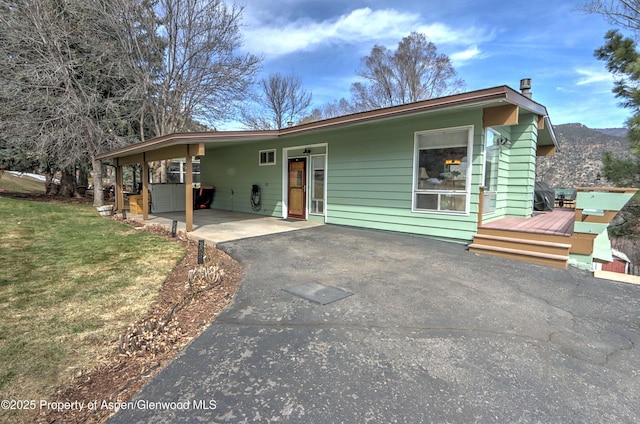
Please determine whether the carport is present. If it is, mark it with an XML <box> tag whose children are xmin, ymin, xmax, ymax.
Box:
<box><xmin>96</xmin><ymin>131</ymin><xmax>278</xmax><ymax>232</ymax></box>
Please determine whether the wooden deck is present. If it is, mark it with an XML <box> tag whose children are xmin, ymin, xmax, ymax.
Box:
<box><xmin>472</xmin><ymin>188</ymin><xmax>637</xmax><ymax>269</ymax></box>
<box><xmin>480</xmin><ymin>208</ymin><xmax>575</xmax><ymax>236</ymax></box>
<box><xmin>470</xmin><ymin>209</ymin><xmax>577</xmax><ymax>268</ymax></box>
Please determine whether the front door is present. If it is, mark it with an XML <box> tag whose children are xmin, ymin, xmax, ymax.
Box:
<box><xmin>288</xmin><ymin>158</ymin><xmax>306</xmax><ymax>219</ymax></box>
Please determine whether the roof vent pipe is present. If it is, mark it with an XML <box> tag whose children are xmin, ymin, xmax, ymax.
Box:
<box><xmin>520</xmin><ymin>78</ymin><xmax>532</xmax><ymax>98</ymax></box>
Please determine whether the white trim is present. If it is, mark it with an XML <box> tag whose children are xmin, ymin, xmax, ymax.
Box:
<box><xmin>411</xmin><ymin>125</ymin><xmax>474</xmax><ymax>215</ymax></box>
<box><xmin>167</xmin><ymin>157</ymin><xmax>201</xmax><ymax>185</ymax></box>
<box><xmin>482</xmin><ymin>128</ymin><xmax>500</xmax><ymax>214</ymax></box>
<box><xmin>258</xmin><ymin>148</ymin><xmax>277</xmax><ymax>166</ymax></box>
<box><xmin>309</xmin><ymin>153</ymin><xmax>327</xmax><ymax>216</ymax></box>
<box><xmin>282</xmin><ymin>143</ymin><xmax>329</xmax><ymax>221</ymax></box>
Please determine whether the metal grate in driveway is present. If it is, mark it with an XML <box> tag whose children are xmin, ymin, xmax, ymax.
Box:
<box><xmin>282</xmin><ymin>282</ymin><xmax>353</xmax><ymax>305</ymax></box>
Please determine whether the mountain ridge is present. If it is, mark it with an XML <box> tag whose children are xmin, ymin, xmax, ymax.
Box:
<box><xmin>536</xmin><ymin>123</ymin><xmax>631</xmax><ymax>188</ymax></box>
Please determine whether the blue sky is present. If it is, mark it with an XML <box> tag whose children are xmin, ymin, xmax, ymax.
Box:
<box><xmin>234</xmin><ymin>0</ymin><xmax>630</xmax><ymax>129</ymax></box>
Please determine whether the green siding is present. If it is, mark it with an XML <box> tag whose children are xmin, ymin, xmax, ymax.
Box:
<box><xmin>483</xmin><ymin>126</ymin><xmax>513</xmax><ymax>221</ymax></box>
<box><xmin>324</xmin><ymin>110</ymin><xmax>485</xmax><ymax>241</ymax></box>
<box><xmin>576</xmin><ymin>191</ymin><xmax>635</xmax><ymax>211</ymax></box>
<box><xmin>198</xmin><ymin>107</ymin><xmax>543</xmax><ymax>242</ymax></box>
<box><xmin>574</xmin><ymin>221</ymin><xmax>608</xmax><ymax>235</ymax></box>
<box><xmin>200</xmin><ymin>143</ymin><xmax>284</xmax><ymax>216</ymax></box>
<box><xmin>569</xmin><ymin>229</ymin><xmax>613</xmax><ymax>269</ymax></box>
<box><xmin>568</xmin><ymin>253</ymin><xmax>594</xmax><ymax>270</ymax></box>
<box><xmin>592</xmin><ymin>230</ymin><xmax>614</xmax><ymax>263</ymax></box>
<box><xmin>481</xmin><ymin>115</ymin><xmax>538</xmax><ymax>224</ymax></box>
<box><xmin>568</xmin><ymin>190</ymin><xmax>637</xmax><ymax>269</ymax></box>
<box><xmin>504</xmin><ymin>116</ymin><xmax>537</xmax><ymax>217</ymax></box>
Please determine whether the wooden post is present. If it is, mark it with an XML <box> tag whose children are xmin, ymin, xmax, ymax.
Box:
<box><xmin>115</xmin><ymin>159</ymin><xmax>124</xmax><ymax>213</ymax></box>
<box><xmin>185</xmin><ymin>152</ymin><xmax>193</xmax><ymax>232</ymax></box>
<box><xmin>142</xmin><ymin>154</ymin><xmax>149</xmax><ymax>220</ymax></box>
<box><xmin>478</xmin><ymin>186</ymin><xmax>484</xmax><ymax>228</ymax></box>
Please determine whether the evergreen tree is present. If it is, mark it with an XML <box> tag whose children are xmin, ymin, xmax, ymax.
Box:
<box><xmin>596</xmin><ymin>30</ymin><xmax>640</xmax><ymax>154</ymax></box>
<box><xmin>595</xmin><ymin>30</ymin><xmax>640</xmax><ymax>187</ymax></box>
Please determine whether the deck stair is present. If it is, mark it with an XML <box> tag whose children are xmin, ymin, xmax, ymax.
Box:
<box><xmin>470</xmin><ymin>188</ymin><xmax>639</xmax><ymax>270</ymax></box>
<box><xmin>469</xmin><ymin>228</ymin><xmax>572</xmax><ymax>269</ymax></box>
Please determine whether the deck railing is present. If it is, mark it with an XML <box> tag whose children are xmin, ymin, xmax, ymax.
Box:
<box><xmin>571</xmin><ymin>187</ymin><xmax>638</xmax><ymax>266</ymax></box>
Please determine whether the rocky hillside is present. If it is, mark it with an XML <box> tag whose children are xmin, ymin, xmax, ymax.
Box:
<box><xmin>536</xmin><ymin>123</ymin><xmax>632</xmax><ymax>188</ymax></box>
<box><xmin>593</xmin><ymin>127</ymin><xmax>627</xmax><ymax>138</ymax></box>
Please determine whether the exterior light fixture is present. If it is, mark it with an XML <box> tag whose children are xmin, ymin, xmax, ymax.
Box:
<box><xmin>497</xmin><ymin>137</ymin><xmax>511</xmax><ymax>148</ymax></box>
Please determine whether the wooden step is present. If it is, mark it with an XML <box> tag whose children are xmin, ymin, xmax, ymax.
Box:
<box><xmin>469</xmin><ymin>234</ymin><xmax>570</xmax><ymax>269</ymax></box>
<box><xmin>477</xmin><ymin>227</ymin><xmax>573</xmax><ymax>244</ymax></box>
<box><xmin>469</xmin><ymin>243</ymin><xmax>569</xmax><ymax>268</ymax></box>
<box><xmin>472</xmin><ymin>234</ymin><xmax>571</xmax><ymax>256</ymax></box>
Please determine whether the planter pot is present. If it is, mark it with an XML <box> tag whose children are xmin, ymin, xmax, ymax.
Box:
<box><xmin>96</xmin><ymin>205</ymin><xmax>114</xmax><ymax>216</ymax></box>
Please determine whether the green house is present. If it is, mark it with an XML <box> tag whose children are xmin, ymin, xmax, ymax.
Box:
<box><xmin>99</xmin><ymin>83</ymin><xmax>638</xmax><ymax>270</ymax></box>
<box><xmin>100</xmin><ymin>84</ymin><xmax>556</xmax><ymax>238</ymax></box>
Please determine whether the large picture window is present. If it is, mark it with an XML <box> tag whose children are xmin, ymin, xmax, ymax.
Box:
<box><xmin>413</xmin><ymin>126</ymin><xmax>473</xmax><ymax>213</ymax></box>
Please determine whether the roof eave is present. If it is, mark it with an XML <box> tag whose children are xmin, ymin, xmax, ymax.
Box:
<box><xmin>96</xmin><ymin>131</ymin><xmax>278</xmax><ymax>160</ymax></box>
<box><xmin>97</xmin><ymin>85</ymin><xmax>558</xmax><ymax>161</ymax></box>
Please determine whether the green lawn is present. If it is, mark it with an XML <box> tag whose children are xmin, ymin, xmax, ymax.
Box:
<box><xmin>0</xmin><ymin>198</ymin><xmax>185</xmax><ymax>419</ymax></box>
<box><xmin>0</xmin><ymin>171</ymin><xmax>45</xmax><ymax>193</ymax></box>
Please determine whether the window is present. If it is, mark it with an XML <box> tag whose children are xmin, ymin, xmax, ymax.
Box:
<box><xmin>483</xmin><ymin>129</ymin><xmax>500</xmax><ymax>213</ymax></box>
<box><xmin>413</xmin><ymin>126</ymin><xmax>473</xmax><ymax>213</ymax></box>
<box><xmin>310</xmin><ymin>155</ymin><xmax>325</xmax><ymax>214</ymax></box>
<box><xmin>259</xmin><ymin>149</ymin><xmax>276</xmax><ymax>166</ymax></box>
<box><xmin>167</xmin><ymin>158</ymin><xmax>200</xmax><ymax>187</ymax></box>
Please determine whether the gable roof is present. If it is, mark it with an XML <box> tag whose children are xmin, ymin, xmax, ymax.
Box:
<box><xmin>96</xmin><ymin>85</ymin><xmax>558</xmax><ymax>161</ymax></box>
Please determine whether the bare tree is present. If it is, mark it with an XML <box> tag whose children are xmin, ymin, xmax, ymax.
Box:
<box><xmin>1</xmin><ymin>0</ymin><xmax>262</xmax><ymax>195</ymax></box>
<box><xmin>123</xmin><ymin>0</ymin><xmax>261</xmax><ymax>181</ymax></box>
<box><xmin>351</xmin><ymin>32</ymin><xmax>464</xmax><ymax>111</ymax></box>
<box><xmin>0</xmin><ymin>0</ymin><xmax>142</xmax><ymax>205</ymax></box>
<box><xmin>241</xmin><ymin>73</ymin><xmax>312</xmax><ymax>130</ymax></box>
<box><xmin>150</xmin><ymin>0</ymin><xmax>260</xmax><ymax>135</ymax></box>
<box><xmin>580</xmin><ymin>1</ymin><xmax>640</xmax><ymax>33</ymax></box>
<box><xmin>299</xmin><ymin>98</ymin><xmax>355</xmax><ymax>124</ymax></box>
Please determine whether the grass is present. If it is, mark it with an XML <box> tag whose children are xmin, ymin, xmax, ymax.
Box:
<box><xmin>0</xmin><ymin>197</ymin><xmax>185</xmax><ymax>418</ymax></box>
<box><xmin>0</xmin><ymin>171</ymin><xmax>45</xmax><ymax>193</ymax></box>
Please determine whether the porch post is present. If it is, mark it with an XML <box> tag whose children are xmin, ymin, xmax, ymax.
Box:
<box><xmin>142</xmin><ymin>153</ymin><xmax>149</xmax><ymax>220</ymax></box>
<box><xmin>115</xmin><ymin>159</ymin><xmax>124</xmax><ymax>213</ymax></box>
<box><xmin>185</xmin><ymin>152</ymin><xmax>193</xmax><ymax>232</ymax></box>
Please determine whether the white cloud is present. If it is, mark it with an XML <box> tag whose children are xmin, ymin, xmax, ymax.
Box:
<box><xmin>416</xmin><ymin>23</ymin><xmax>493</xmax><ymax>46</ymax></box>
<box><xmin>242</xmin><ymin>7</ymin><xmax>491</xmax><ymax>58</ymax></box>
<box><xmin>450</xmin><ymin>46</ymin><xmax>484</xmax><ymax>66</ymax></box>
<box><xmin>575</xmin><ymin>68</ymin><xmax>614</xmax><ymax>86</ymax></box>
<box><xmin>555</xmin><ymin>86</ymin><xmax>574</xmax><ymax>93</ymax></box>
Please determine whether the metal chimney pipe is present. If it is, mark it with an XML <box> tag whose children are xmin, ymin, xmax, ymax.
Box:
<box><xmin>520</xmin><ymin>78</ymin><xmax>532</xmax><ymax>98</ymax></box>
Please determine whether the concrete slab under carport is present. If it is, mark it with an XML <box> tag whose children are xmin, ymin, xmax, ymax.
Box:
<box><xmin>126</xmin><ymin>208</ymin><xmax>321</xmax><ymax>245</ymax></box>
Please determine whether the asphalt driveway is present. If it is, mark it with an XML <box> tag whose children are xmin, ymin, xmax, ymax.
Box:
<box><xmin>109</xmin><ymin>225</ymin><xmax>640</xmax><ymax>423</ymax></box>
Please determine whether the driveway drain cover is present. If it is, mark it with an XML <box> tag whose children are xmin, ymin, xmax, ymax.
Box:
<box><xmin>283</xmin><ymin>282</ymin><xmax>353</xmax><ymax>305</ymax></box>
